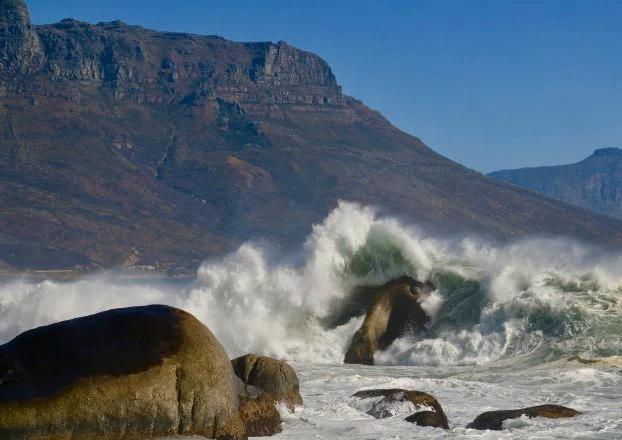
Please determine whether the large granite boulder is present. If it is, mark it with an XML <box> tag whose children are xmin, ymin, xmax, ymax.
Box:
<box><xmin>467</xmin><ymin>404</ymin><xmax>581</xmax><ymax>430</ymax></box>
<box><xmin>231</xmin><ymin>354</ymin><xmax>303</xmax><ymax>436</ymax></box>
<box><xmin>0</xmin><ymin>305</ymin><xmax>246</xmax><ymax>439</ymax></box>
<box><xmin>353</xmin><ymin>388</ymin><xmax>449</xmax><ymax>429</ymax></box>
<box><xmin>344</xmin><ymin>276</ymin><xmax>435</xmax><ymax>365</ymax></box>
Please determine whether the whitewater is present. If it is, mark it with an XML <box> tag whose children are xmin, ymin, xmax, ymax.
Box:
<box><xmin>1</xmin><ymin>201</ymin><xmax>621</xmax><ymax>438</ymax></box>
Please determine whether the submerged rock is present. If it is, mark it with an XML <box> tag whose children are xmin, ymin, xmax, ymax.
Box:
<box><xmin>353</xmin><ymin>388</ymin><xmax>449</xmax><ymax>429</ymax></box>
<box><xmin>344</xmin><ymin>276</ymin><xmax>435</xmax><ymax>365</ymax></box>
<box><xmin>231</xmin><ymin>354</ymin><xmax>303</xmax><ymax>436</ymax></box>
<box><xmin>568</xmin><ymin>354</ymin><xmax>622</xmax><ymax>369</ymax></box>
<box><xmin>467</xmin><ymin>404</ymin><xmax>581</xmax><ymax>430</ymax></box>
<box><xmin>0</xmin><ymin>305</ymin><xmax>246</xmax><ymax>439</ymax></box>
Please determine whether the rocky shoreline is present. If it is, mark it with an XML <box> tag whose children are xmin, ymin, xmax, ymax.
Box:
<box><xmin>0</xmin><ymin>277</ymin><xmax>584</xmax><ymax>438</ymax></box>
<box><xmin>0</xmin><ymin>304</ymin><xmax>303</xmax><ymax>439</ymax></box>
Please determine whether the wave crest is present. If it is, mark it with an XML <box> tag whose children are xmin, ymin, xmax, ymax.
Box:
<box><xmin>1</xmin><ymin>201</ymin><xmax>621</xmax><ymax>366</ymax></box>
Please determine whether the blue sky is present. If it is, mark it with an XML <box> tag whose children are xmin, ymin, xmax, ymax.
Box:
<box><xmin>26</xmin><ymin>0</ymin><xmax>622</xmax><ymax>172</ymax></box>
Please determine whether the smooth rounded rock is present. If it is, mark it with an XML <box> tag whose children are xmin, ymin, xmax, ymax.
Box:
<box><xmin>231</xmin><ymin>354</ymin><xmax>303</xmax><ymax>410</ymax></box>
<box><xmin>0</xmin><ymin>304</ymin><xmax>246</xmax><ymax>439</ymax></box>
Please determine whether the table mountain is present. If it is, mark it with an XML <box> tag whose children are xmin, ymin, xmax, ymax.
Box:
<box><xmin>489</xmin><ymin>148</ymin><xmax>622</xmax><ymax>220</ymax></box>
<box><xmin>3</xmin><ymin>0</ymin><xmax>622</xmax><ymax>274</ymax></box>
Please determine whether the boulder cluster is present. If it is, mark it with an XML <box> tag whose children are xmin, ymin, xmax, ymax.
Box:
<box><xmin>0</xmin><ymin>305</ymin><xmax>302</xmax><ymax>439</ymax></box>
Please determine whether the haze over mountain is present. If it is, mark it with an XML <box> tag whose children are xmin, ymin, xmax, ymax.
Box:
<box><xmin>489</xmin><ymin>148</ymin><xmax>622</xmax><ymax>220</ymax></box>
<box><xmin>3</xmin><ymin>0</ymin><xmax>622</xmax><ymax>274</ymax></box>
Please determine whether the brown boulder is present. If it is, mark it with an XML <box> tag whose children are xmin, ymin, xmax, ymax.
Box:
<box><xmin>344</xmin><ymin>276</ymin><xmax>435</xmax><ymax>365</ymax></box>
<box><xmin>231</xmin><ymin>354</ymin><xmax>303</xmax><ymax>436</ymax></box>
<box><xmin>353</xmin><ymin>388</ymin><xmax>449</xmax><ymax>429</ymax></box>
<box><xmin>231</xmin><ymin>353</ymin><xmax>303</xmax><ymax>410</ymax></box>
<box><xmin>236</xmin><ymin>395</ymin><xmax>283</xmax><ymax>437</ymax></box>
<box><xmin>0</xmin><ymin>305</ymin><xmax>246</xmax><ymax>439</ymax></box>
<box><xmin>405</xmin><ymin>410</ymin><xmax>448</xmax><ymax>428</ymax></box>
<box><xmin>467</xmin><ymin>404</ymin><xmax>581</xmax><ymax>430</ymax></box>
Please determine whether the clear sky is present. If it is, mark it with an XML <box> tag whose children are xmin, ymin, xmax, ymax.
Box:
<box><xmin>26</xmin><ymin>0</ymin><xmax>622</xmax><ymax>173</ymax></box>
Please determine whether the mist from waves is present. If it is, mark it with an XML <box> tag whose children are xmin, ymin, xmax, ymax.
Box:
<box><xmin>0</xmin><ymin>201</ymin><xmax>621</xmax><ymax>367</ymax></box>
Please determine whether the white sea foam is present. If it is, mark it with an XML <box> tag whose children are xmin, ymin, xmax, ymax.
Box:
<box><xmin>1</xmin><ymin>201</ymin><xmax>622</xmax><ymax>438</ymax></box>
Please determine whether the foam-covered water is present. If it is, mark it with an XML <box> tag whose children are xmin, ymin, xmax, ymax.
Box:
<box><xmin>1</xmin><ymin>201</ymin><xmax>621</xmax><ymax>438</ymax></box>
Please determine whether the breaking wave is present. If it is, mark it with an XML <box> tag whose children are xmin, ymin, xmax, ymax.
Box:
<box><xmin>1</xmin><ymin>201</ymin><xmax>621</xmax><ymax>366</ymax></box>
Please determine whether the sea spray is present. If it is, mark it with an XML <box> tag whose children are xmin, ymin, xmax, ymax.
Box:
<box><xmin>0</xmin><ymin>201</ymin><xmax>620</xmax><ymax>368</ymax></box>
<box><xmin>0</xmin><ymin>275</ymin><xmax>176</xmax><ymax>343</ymax></box>
<box><xmin>183</xmin><ymin>242</ymin><xmax>361</xmax><ymax>361</ymax></box>
<box><xmin>376</xmin><ymin>237</ymin><xmax>622</xmax><ymax>366</ymax></box>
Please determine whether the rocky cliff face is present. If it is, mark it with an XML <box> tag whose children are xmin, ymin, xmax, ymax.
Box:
<box><xmin>3</xmin><ymin>0</ymin><xmax>622</xmax><ymax>274</ymax></box>
<box><xmin>0</xmin><ymin>0</ymin><xmax>44</xmax><ymax>75</ymax></box>
<box><xmin>3</xmin><ymin>14</ymin><xmax>343</xmax><ymax>112</ymax></box>
<box><xmin>489</xmin><ymin>148</ymin><xmax>622</xmax><ymax>220</ymax></box>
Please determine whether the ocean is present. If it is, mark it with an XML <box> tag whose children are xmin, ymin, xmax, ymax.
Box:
<box><xmin>1</xmin><ymin>201</ymin><xmax>621</xmax><ymax>439</ymax></box>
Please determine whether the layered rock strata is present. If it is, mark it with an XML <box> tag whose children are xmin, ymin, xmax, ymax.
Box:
<box><xmin>5</xmin><ymin>0</ymin><xmax>622</xmax><ymax>274</ymax></box>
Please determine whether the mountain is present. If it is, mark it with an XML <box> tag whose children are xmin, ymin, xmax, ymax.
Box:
<box><xmin>489</xmin><ymin>148</ymin><xmax>622</xmax><ymax>220</ymax></box>
<box><xmin>3</xmin><ymin>0</ymin><xmax>622</xmax><ymax>275</ymax></box>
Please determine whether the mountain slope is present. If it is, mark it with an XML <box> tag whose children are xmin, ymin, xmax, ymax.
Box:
<box><xmin>489</xmin><ymin>148</ymin><xmax>622</xmax><ymax>220</ymax></box>
<box><xmin>2</xmin><ymin>0</ymin><xmax>622</xmax><ymax>274</ymax></box>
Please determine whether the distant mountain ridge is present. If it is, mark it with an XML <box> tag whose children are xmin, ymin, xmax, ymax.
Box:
<box><xmin>489</xmin><ymin>148</ymin><xmax>622</xmax><ymax>220</ymax></box>
<box><xmin>3</xmin><ymin>0</ymin><xmax>622</xmax><ymax>274</ymax></box>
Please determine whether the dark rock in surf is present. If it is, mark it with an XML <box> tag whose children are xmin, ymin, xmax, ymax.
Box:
<box><xmin>467</xmin><ymin>404</ymin><xmax>581</xmax><ymax>430</ymax></box>
<box><xmin>344</xmin><ymin>276</ymin><xmax>435</xmax><ymax>365</ymax></box>
<box><xmin>0</xmin><ymin>305</ymin><xmax>246</xmax><ymax>439</ymax></box>
<box><xmin>353</xmin><ymin>388</ymin><xmax>449</xmax><ymax>429</ymax></box>
<box><xmin>231</xmin><ymin>354</ymin><xmax>303</xmax><ymax>436</ymax></box>
<box><xmin>405</xmin><ymin>410</ymin><xmax>448</xmax><ymax>428</ymax></box>
<box><xmin>353</xmin><ymin>388</ymin><xmax>407</xmax><ymax>399</ymax></box>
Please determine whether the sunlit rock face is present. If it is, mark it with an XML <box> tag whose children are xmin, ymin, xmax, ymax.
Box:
<box><xmin>0</xmin><ymin>305</ymin><xmax>246</xmax><ymax>439</ymax></box>
<box><xmin>4</xmin><ymin>0</ymin><xmax>622</xmax><ymax>275</ymax></box>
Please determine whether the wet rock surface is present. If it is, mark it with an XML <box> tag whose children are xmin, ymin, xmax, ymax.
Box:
<box><xmin>353</xmin><ymin>388</ymin><xmax>449</xmax><ymax>429</ymax></box>
<box><xmin>467</xmin><ymin>404</ymin><xmax>581</xmax><ymax>430</ymax></box>
<box><xmin>344</xmin><ymin>277</ymin><xmax>435</xmax><ymax>365</ymax></box>
<box><xmin>231</xmin><ymin>354</ymin><xmax>303</xmax><ymax>436</ymax></box>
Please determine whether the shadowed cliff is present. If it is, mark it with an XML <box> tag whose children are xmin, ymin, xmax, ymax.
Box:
<box><xmin>490</xmin><ymin>148</ymin><xmax>622</xmax><ymax>220</ymax></box>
